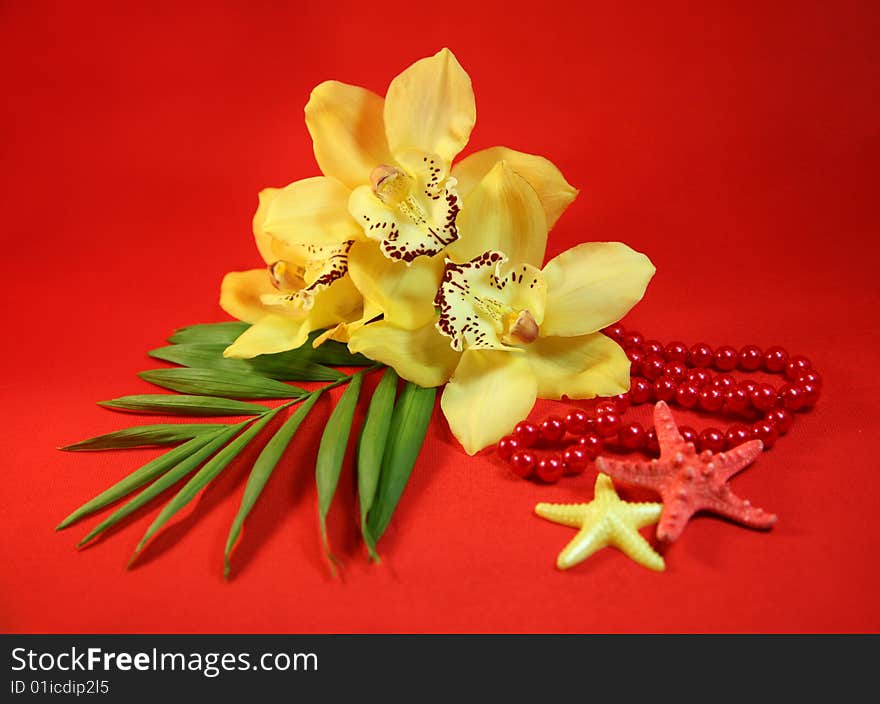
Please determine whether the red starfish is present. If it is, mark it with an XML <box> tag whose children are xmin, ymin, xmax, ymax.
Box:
<box><xmin>596</xmin><ymin>401</ymin><xmax>778</xmax><ymax>542</ymax></box>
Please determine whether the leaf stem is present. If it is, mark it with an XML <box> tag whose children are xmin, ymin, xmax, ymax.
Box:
<box><xmin>266</xmin><ymin>363</ymin><xmax>384</xmax><ymax>415</ymax></box>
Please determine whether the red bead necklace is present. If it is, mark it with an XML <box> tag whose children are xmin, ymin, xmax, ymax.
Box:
<box><xmin>497</xmin><ymin>324</ymin><xmax>822</xmax><ymax>483</ymax></box>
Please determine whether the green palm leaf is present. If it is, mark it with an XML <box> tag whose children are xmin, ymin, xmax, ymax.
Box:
<box><xmin>77</xmin><ymin>425</ymin><xmax>245</xmax><ymax>546</ymax></box>
<box><xmin>356</xmin><ymin>368</ymin><xmax>398</xmax><ymax>561</ymax></box>
<box><xmin>315</xmin><ymin>372</ymin><xmax>363</xmax><ymax>567</ymax></box>
<box><xmin>130</xmin><ymin>407</ymin><xmax>285</xmax><ymax>561</ymax></box>
<box><xmin>57</xmin><ymin>432</ymin><xmax>220</xmax><ymax>530</ymax></box>
<box><xmin>366</xmin><ymin>383</ymin><xmax>436</xmax><ymax>542</ymax></box>
<box><xmin>139</xmin><ymin>368</ymin><xmax>307</xmax><ymax>399</ymax></box>
<box><xmin>223</xmin><ymin>393</ymin><xmax>321</xmax><ymax>578</ymax></box>
<box><xmin>168</xmin><ymin>322</ymin><xmax>249</xmax><ymax>345</ymax></box>
<box><xmin>98</xmin><ymin>394</ymin><xmax>267</xmax><ymax>416</ymax></box>
<box><xmin>149</xmin><ymin>344</ymin><xmax>344</xmax><ymax>382</ymax></box>
<box><xmin>60</xmin><ymin>423</ymin><xmax>225</xmax><ymax>452</ymax></box>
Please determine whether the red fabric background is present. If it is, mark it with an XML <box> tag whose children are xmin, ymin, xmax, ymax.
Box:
<box><xmin>2</xmin><ymin>1</ymin><xmax>878</xmax><ymax>633</ymax></box>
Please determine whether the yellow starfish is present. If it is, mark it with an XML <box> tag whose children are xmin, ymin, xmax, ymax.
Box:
<box><xmin>535</xmin><ymin>473</ymin><xmax>665</xmax><ymax>571</ymax></box>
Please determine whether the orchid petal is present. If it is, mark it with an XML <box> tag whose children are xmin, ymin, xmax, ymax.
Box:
<box><xmin>347</xmin><ymin>240</ymin><xmax>444</xmax><ymax>330</ymax></box>
<box><xmin>224</xmin><ymin>276</ymin><xmax>364</xmax><ymax>359</ymax></box>
<box><xmin>435</xmin><ymin>252</ymin><xmax>546</xmax><ymax>351</ymax></box>
<box><xmin>312</xmin><ymin>298</ymin><xmax>382</xmax><ymax>346</ymax></box>
<box><xmin>452</xmin><ymin>146</ymin><xmax>579</xmax><ymax>230</ymax></box>
<box><xmin>263</xmin><ymin>176</ymin><xmax>362</xmax><ymax>248</ymax></box>
<box><xmin>253</xmin><ymin>188</ymin><xmax>281</xmax><ymax>265</ymax></box>
<box><xmin>223</xmin><ymin>314</ymin><xmax>312</xmax><ymax>359</ymax></box>
<box><xmin>384</xmin><ymin>48</ymin><xmax>475</xmax><ymax>166</ymax></box>
<box><xmin>441</xmin><ymin>350</ymin><xmax>537</xmax><ymax>455</ymax></box>
<box><xmin>348</xmin><ymin>320</ymin><xmax>460</xmax><ymax>388</ymax></box>
<box><xmin>219</xmin><ymin>269</ymin><xmax>275</xmax><ymax>324</ymax></box>
<box><xmin>305</xmin><ymin>81</ymin><xmax>393</xmax><ymax>190</ymax></box>
<box><xmin>299</xmin><ymin>275</ymin><xmax>364</xmax><ymax>329</ymax></box>
<box><xmin>541</xmin><ymin>242</ymin><xmax>656</xmax><ymax>337</ymax></box>
<box><xmin>525</xmin><ymin>333</ymin><xmax>630</xmax><ymax>400</ymax></box>
<box><xmin>447</xmin><ymin>160</ymin><xmax>547</xmax><ymax>267</ymax></box>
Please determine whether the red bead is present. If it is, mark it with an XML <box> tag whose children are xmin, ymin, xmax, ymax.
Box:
<box><xmin>621</xmin><ymin>331</ymin><xmax>644</xmax><ymax>349</ymax></box>
<box><xmin>752</xmin><ymin>420</ymin><xmax>779</xmax><ymax>449</ymax></box>
<box><xmin>750</xmin><ymin>383</ymin><xmax>778</xmax><ymax>412</ymax></box>
<box><xmin>738</xmin><ymin>345</ymin><xmax>763</xmax><ymax>371</ymax></box>
<box><xmin>595</xmin><ymin>412</ymin><xmax>622</xmax><ymax>438</ymax></box>
<box><xmin>700</xmin><ymin>427</ymin><xmax>726</xmax><ymax>453</ymax></box>
<box><xmin>713</xmin><ymin>345</ymin><xmax>738</xmax><ymax>371</ymax></box>
<box><xmin>564</xmin><ymin>410</ymin><xmax>592</xmax><ymax>436</ymax></box>
<box><xmin>785</xmin><ymin>355</ymin><xmax>812</xmax><ymax>381</ymax></box>
<box><xmin>509</xmin><ymin>450</ymin><xmax>536</xmax><ymax>478</ymax></box>
<box><xmin>626</xmin><ymin>348</ymin><xmax>645</xmax><ymax>375</ymax></box>
<box><xmin>664</xmin><ymin>341</ymin><xmax>689</xmax><ymax>362</ymax></box>
<box><xmin>675</xmin><ymin>382</ymin><xmax>700</xmax><ymax>409</ymax></box>
<box><xmin>497</xmin><ymin>436</ymin><xmax>519</xmax><ymax>460</ymax></box>
<box><xmin>536</xmin><ymin>456</ymin><xmax>565</xmax><ymax>482</ymax></box>
<box><xmin>684</xmin><ymin>368</ymin><xmax>712</xmax><ymax>387</ymax></box>
<box><xmin>739</xmin><ymin>379</ymin><xmax>759</xmax><ymax>395</ymax></box>
<box><xmin>798</xmin><ymin>382</ymin><xmax>820</xmax><ymax>408</ymax></box>
<box><xmin>629</xmin><ymin>377</ymin><xmax>653</xmax><ymax>404</ymax></box>
<box><xmin>712</xmin><ymin>374</ymin><xmax>736</xmax><ymax>392</ymax></box>
<box><xmin>725</xmin><ymin>423</ymin><xmax>752</xmax><ymax>448</ymax></box>
<box><xmin>577</xmin><ymin>433</ymin><xmax>604</xmax><ymax>458</ymax></box>
<box><xmin>562</xmin><ymin>446</ymin><xmax>589</xmax><ymax>475</ymax></box>
<box><xmin>618</xmin><ymin>422</ymin><xmax>646</xmax><ymax>450</ymax></box>
<box><xmin>595</xmin><ymin>400</ymin><xmax>617</xmax><ymax>416</ymax></box>
<box><xmin>798</xmin><ymin>370</ymin><xmax>822</xmax><ymax>389</ymax></box>
<box><xmin>675</xmin><ymin>382</ymin><xmax>700</xmax><ymax>408</ymax></box>
<box><xmin>540</xmin><ymin>416</ymin><xmax>566</xmax><ymax>443</ymax></box>
<box><xmin>698</xmin><ymin>386</ymin><xmax>725</xmax><ymax>412</ymax></box>
<box><xmin>724</xmin><ymin>386</ymin><xmax>752</xmax><ymax>415</ymax></box>
<box><xmin>663</xmin><ymin>361</ymin><xmax>687</xmax><ymax>381</ymax></box>
<box><xmin>653</xmin><ymin>377</ymin><xmax>677</xmax><ymax>402</ymax></box>
<box><xmin>641</xmin><ymin>355</ymin><xmax>666</xmax><ymax>381</ymax></box>
<box><xmin>764</xmin><ymin>408</ymin><xmax>793</xmax><ymax>435</ymax></box>
<box><xmin>644</xmin><ymin>428</ymin><xmax>660</xmax><ymax>454</ymax></box>
<box><xmin>602</xmin><ymin>323</ymin><xmax>625</xmax><ymax>342</ymax></box>
<box><xmin>689</xmin><ymin>343</ymin><xmax>714</xmax><ymax>368</ymax></box>
<box><xmin>779</xmin><ymin>383</ymin><xmax>805</xmax><ymax>411</ymax></box>
<box><xmin>611</xmin><ymin>393</ymin><xmax>631</xmax><ymax>414</ymax></box>
<box><xmin>678</xmin><ymin>425</ymin><xmax>699</xmax><ymax>447</ymax></box>
<box><xmin>643</xmin><ymin>339</ymin><xmax>665</xmax><ymax>357</ymax></box>
<box><xmin>764</xmin><ymin>346</ymin><xmax>789</xmax><ymax>373</ymax></box>
<box><xmin>513</xmin><ymin>421</ymin><xmax>540</xmax><ymax>447</ymax></box>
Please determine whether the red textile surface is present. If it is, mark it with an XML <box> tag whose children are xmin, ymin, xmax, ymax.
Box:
<box><xmin>2</xmin><ymin>1</ymin><xmax>878</xmax><ymax>633</ymax></box>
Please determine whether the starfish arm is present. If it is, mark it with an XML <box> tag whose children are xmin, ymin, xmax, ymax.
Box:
<box><xmin>556</xmin><ymin>524</ymin><xmax>611</xmax><ymax>570</ymax></box>
<box><xmin>608</xmin><ymin>519</ymin><xmax>665</xmax><ymax>571</ymax></box>
<box><xmin>706</xmin><ymin>491</ymin><xmax>778</xmax><ymax>530</ymax></box>
<box><xmin>713</xmin><ymin>440</ymin><xmax>763</xmax><ymax>482</ymax></box>
<box><xmin>620</xmin><ymin>501</ymin><xmax>664</xmax><ymax>530</ymax></box>
<box><xmin>535</xmin><ymin>502</ymin><xmax>591</xmax><ymax>528</ymax></box>
<box><xmin>656</xmin><ymin>497</ymin><xmax>698</xmax><ymax>542</ymax></box>
<box><xmin>596</xmin><ymin>456</ymin><xmax>666</xmax><ymax>493</ymax></box>
<box><xmin>653</xmin><ymin>401</ymin><xmax>686</xmax><ymax>452</ymax></box>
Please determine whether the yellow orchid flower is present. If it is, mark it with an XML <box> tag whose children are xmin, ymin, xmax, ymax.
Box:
<box><xmin>435</xmin><ymin>243</ymin><xmax>655</xmax><ymax>454</ymax></box>
<box><xmin>219</xmin><ymin>187</ymin><xmax>369</xmax><ymax>359</ymax></box>
<box><xmin>350</xmin><ymin>242</ymin><xmax>654</xmax><ymax>454</ymax></box>
<box><xmin>348</xmin><ymin>170</ymin><xmax>655</xmax><ymax>455</ymax></box>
